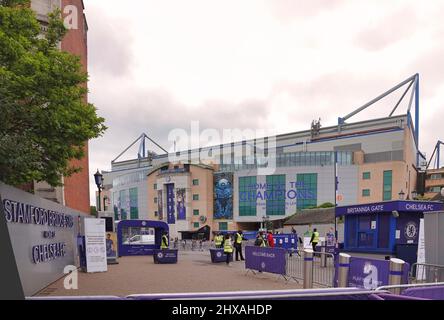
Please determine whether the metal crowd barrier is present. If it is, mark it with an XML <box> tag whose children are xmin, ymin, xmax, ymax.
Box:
<box><xmin>375</xmin><ymin>282</ymin><xmax>444</xmax><ymax>299</ymax></box>
<box><xmin>29</xmin><ymin>288</ymin><xmax>411</xmax><ymax>300</ymax></box>
<box><xmin>312</xmin><ymin>251</ymin><xmax>335</xmax><ymax>287</ymax></box>
<box><xmin>285</xmin><ymin>250</ymin><xmax>335</xmax><ymax>288</ymax></box>
<box><xmin>410</xmin><ymin>263</ymin><xmax>444</xmax><ymax>284</ymax></box>
<box><xmin>127</xmin><ymin>287</ymin><xmax>388</xmax><ymax>300</ymax></box>
<box><xmin>173</xmin><ymin>241</ymin><xmax>212</xmax><ymax>251</ymax></box>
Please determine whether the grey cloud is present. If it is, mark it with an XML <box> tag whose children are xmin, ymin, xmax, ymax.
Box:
<box><xmin>87</xmin><ymin>6</ymin><xmax>134</xmax><ymax>77</ymax></box>
<box><xmin>354</xmin><ymin>6</ymin><xmax>418</xmax><ymax>51</ymax></box>
<box><xmin>89</xmin><ymin>86</ymin><xmax>271</xmax><ymax>163</ymax></box>
<box><xmin>268</xmin><ymin>0</ymin><xmax>346</xmax><ymax>23</ymax></box>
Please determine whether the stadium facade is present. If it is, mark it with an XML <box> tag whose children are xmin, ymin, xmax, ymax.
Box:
<box><xmin>102</xmin><ymin>111</ymin><xmax>425</xmax><ymax>238</ymax></box>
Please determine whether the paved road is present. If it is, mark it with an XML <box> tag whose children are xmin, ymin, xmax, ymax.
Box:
<box><xmin>35</xmin><ymin>251</ymin><xmax>303</xmax><ymax>297</ymax></box>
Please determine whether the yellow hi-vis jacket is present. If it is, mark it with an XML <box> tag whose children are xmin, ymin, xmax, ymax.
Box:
<box><xmin>235</xmin><ymin>233</ymin><xmax>243</xmax><ymax>244</ymax></box>
<box><xmin>224</xmin><ymin>239</ymin><xmax>233</xmax><ymax>253</ymax></box>
<box><xmin>161</xmin><ymin>235</ymin><xmax>169</xmax><ymax>249</ymax></box>
<box><xmin>312</xmin><ymin>232</ymin><xmax>320</xmax><ymax>244</ymax></box>
<box><xmin>215</xmin><ymin>235</ymin><xmax>222</xmax><ymax>246</ymax></box>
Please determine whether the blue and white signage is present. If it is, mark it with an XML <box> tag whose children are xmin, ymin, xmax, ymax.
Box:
<box><xmin>336</xmin><ymin>201</ymin><xmax>443</xmax><ymax>217</ymax></box>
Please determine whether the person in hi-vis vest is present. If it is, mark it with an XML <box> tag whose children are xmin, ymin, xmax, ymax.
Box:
<box><xmin>234</xmin><ymin>230</ymin><xmax>245</xmax><ymax>261</ymax></box>
<box><xmin>161</xmin><ymin>231</ymin><xmax>169</xmax><ymax>250</ymax></box>
<box><xmin>214</xmin><ymin>232</ymin><xmax>223</xmax><ymax>249</ymax></box>
<box><xmin>223</xmin><ymin>234</ymin><xmax>233</xmax><ymax>266</ymax></box>
<box><xmin>310</xmin><ymin>228</ymin><xmax>320</xmax><ymax>253</ymax></box>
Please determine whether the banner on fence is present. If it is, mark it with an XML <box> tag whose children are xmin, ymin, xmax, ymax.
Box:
<box><xmin>345</xmin><ymin>257</ymin><xmax>409</xmax><ymax>289</ymax></box>
<box><xmin>245</xmin><ymin>246</ymin><xmax>286</xmax><ymax>275</ymax></box>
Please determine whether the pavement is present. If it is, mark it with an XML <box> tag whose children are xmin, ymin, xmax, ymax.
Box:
<box><xmin>34</xmin><ymin>251</ymin><xmax>303</xmax><ymax>297</ymax></box>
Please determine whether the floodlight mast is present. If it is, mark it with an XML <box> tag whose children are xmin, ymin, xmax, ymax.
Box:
<box><xmin>337</xmin><ymin>74</ymin><xmax>420</xmax><ymax>166</ymax></box>
<box><xmin>112</xmin><ymin>133</ymin><xmax>168</xmax><ymax>164</ymax></box>
<box><xmin>427</xmin><ymin>140</ymin><xmax>444</xmax><ymax>170</ymax></box>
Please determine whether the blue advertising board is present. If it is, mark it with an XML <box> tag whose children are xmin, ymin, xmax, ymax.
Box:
<box><xmin>214</xmin><ymin>173</ymin><xmax>233</xmax><ymax>219</ymax></box>
<box><xmin>245</xmin><ymin>246</ymin><xmax>286</xmax><ymax>275</ymax></box>
<box><xmin>166</xmin><ymin>184</ymin><xmax>175</xmax><ymax>224</ymax></box>
<box><xmin>209</xmin><ymin>248</ymin><xmax>233</xmax><ymax>263</ymax></box>
<box><xmin>274</xmin><ymin>234</ymin><xmax>298</xmax><ymax>251</ymax></box>
<box><xmin>336</xmin><ymin>201</ymin><xmax>443</xmax><ymax>217</ymax></box>
<box><xmin>334</xmin><ymin>257</ymin><xmax>410</xmax><ymax>289</ymax></box>
<box><xmin>153</xmin><ymin>249</ymin><xmax>178</xmax><ymax>264</ymax></box>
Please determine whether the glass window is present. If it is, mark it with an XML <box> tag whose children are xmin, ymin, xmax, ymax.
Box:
<box><xmin>239</xmin><ymin>176</ymin><xmax>257</xmax><ymax>216</ymax></box>
<box><xmin>219</xmin><ymin>222</ymin><xmax>228</xmax><ymax>231</ymax></box>
<box><xmin>129</xmin><ymin>188</ymin><xmax>138</xmax><ymax>219</ymax></box>
<box><xmin>193</xmin><ymin>194</ymin><xmax>199</xmax><ymax>201</ymax></box>
<box><xmin>154</xmin><ymin>197</ymin><xmax>158</xmax><ymax>204</ymax></box>
<box><xmin>363</xmin><ymin>172</ymin><xmax>371</xmax><ymax>180</ymax></box>
<box><xmin>362</xmin><ymin>189</ymin><xmax>371</xmax><ymax>197</ymax></box>
<box><xmin>119</xmin><ymin>190</ymin><xmax>128</xmax><ymax>220</ymax></box>
<box><xmin>193</xmin><ymin>179</ymin><xmax>199</xmax><ymax>186</ymax></box>
<box><xmin>266</xmin><ymin>175</ymin><xmax>286</xmax><ymax>216</ymax></box>
<box><xmin>193</xmin><ymin>222</ymin><xmax>200</xmax><ymax>228</ymax></box>
<box><xmin>193</xmin><ymin>209</ymin><xmax>199</xmax><ymax>216</ymax></box>
<box><xmin>154</xmin><ymin>183</ymin><xmax>157</xmax><ymax>190</ymax></box>
<box><xmin>297</xmin><ymin>173</ymin><xmax>317</xmax><ymax>210</ymax></box>
<box><xmin>383</xmin><ymin>170</ymin><xmax>393</xmax><ymax>201</ymax></box>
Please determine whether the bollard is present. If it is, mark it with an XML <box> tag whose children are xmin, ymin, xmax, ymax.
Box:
<box><xmin>320</xmin><ymin>241</ymin><xmax>327</xmax><ymax>268</ymax></box>
<box><xmin>337</xmin><ymin>253</ymin><xmax>351</xmax><ymax>287</ymax></box>
<box><xmin>303</xmin><ymin>249</ymin><xmax>314</xmax><ymax>289</ymax></box>
<box><xmin>388</xmin><ymin>258</ymin><xmax>405</xmax><ymax>295</ymax></box>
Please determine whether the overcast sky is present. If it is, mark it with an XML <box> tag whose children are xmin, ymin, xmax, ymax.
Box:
<box><xmin>84</xmin><ymin>0</ymin><xmax>444</xmax><ymax>205</ymax></box>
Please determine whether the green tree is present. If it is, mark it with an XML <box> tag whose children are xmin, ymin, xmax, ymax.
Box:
<box><xmin>0</xmin><ymin>0</ymin><xmax>106</xmax><ymax>186</ymax></box>
<box><xmin>90</xmin><ymin>206</ymin><xmax>98</xmax><ymax>217</ymax></box>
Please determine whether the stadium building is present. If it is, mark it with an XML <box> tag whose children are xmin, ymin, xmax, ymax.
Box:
<box><xmin>100</xmin><ymin>75</ymin><xmax>430</xmax><ymax>238</ymax></box>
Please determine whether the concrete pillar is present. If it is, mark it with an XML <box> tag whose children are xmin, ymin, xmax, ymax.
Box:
<box><xmin>388</xmin><ymin>258</ymin><xmax>405</xmax><ymax>295</ymax></box>
<box><xmin>303</xmin><ymin>249</ymin><xmax>314</xmax><ymax>289</ymax></box>
<box><xmin>338</xmin><ymin>253</ymin><xmax>351</xmax><ymax>287</ymax></box>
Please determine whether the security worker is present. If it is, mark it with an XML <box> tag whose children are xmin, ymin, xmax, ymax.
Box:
<box><xmin>214</xmin><ymin>232</ymin><xmax>223</xmax><ymax>249</ymax></box>
<box><xmin>223</xmin><ymin>234</ymin><xmax>233</xmax><ymax>266</ymax></box>
<box><xmin>234</xmin><ymin>230</ymin><xmax>245</xmax><ymax>261</ymax></box>
<box><xmin>254</xmin><ymin>232</ymin><xmax>267</xmax><ymax>247</ymax></box>
<box><xmin>310</xmin><ymin>228</ymin><xmax>320</xmax><ymax>253</ymax></box>
<box><xmin>161</xmin><ymin>231</ymin><xmax>169</xmax><ymax>250</ymax></box>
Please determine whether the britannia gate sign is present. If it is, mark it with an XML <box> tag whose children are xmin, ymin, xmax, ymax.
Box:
<box><xmin>0</xmin><ymin>182</ymin><xmax>87</xmax><ymax>296</ymax></box>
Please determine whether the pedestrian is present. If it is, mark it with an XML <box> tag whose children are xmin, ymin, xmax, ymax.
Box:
<box><xmin>310</xmin><ymin>228</ymin><xmax>320</xmax><ymax>253</ymax></box>
<box><xmin>254</xmin><ymin>232</ymin><xmax>266</xmax><ymax>247</ymax></box>
<box><xmin>223</xmin><ymin>233</ymin><xmax>233</xmax><ymax>266</ymax></box>
<box><xmin>214</xmin><ymin>232</ymin><xmax>223</xmax><ymax>249</ymax></box>
<box><xmin>267</xmin><ymin>230</ymin><xmax>275</xmax><ymax>248</ymax></box>
<box><xmin>161</xmin><ymin>231</ymin><xmax>169</xmax><ymax>250</ymax></box>
<box><xmin>234</xmin><ymin>230</ymin><xmax>245</xmax><ymax>261</ymax></box>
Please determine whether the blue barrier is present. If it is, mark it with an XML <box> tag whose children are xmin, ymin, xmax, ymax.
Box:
<box><xmin>334</xmin><ymin>256</ymin><xmax>410</xmax><ymax>288</ymax></box>
<box><xmin>245</xmin><ymin>246</ymin><xmax>287</xmax><ymax>275</ymax></box>
<box><xmin>402</xmin><ymin>285</ymin><xmax>444</xmax><ymax>300</ymax></box>
<box><xmin>210</xmin><ymin>248</ymin><xmax>233</xmax><ymax>263</ymax></box>
<box><xmin>153</xmin><ymin>249</ymin><xmax>178</xmax><ymax>264</ymax></box>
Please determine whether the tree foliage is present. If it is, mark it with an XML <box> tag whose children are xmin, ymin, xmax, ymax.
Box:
<box><xmin>0</xmin><ymin>0</ymin><xmax>106</xmax><ymax>186</ymax></box>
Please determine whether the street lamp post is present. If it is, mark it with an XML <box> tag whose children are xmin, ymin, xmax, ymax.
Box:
<box><xmin>94</xmin><ymin>169</ymin><xmax>103</xmax><ymax>212</ymax></box>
